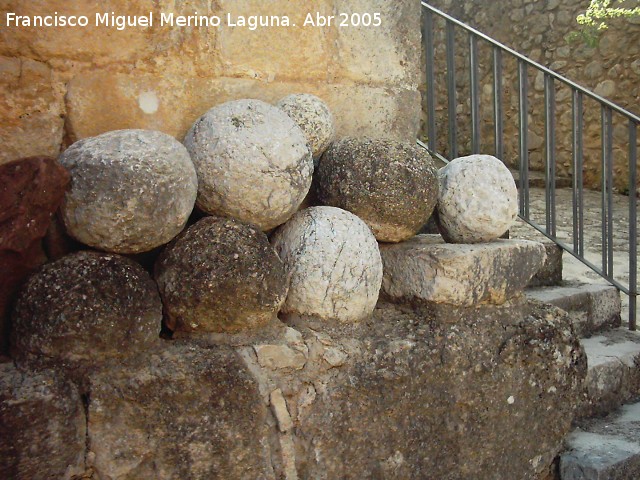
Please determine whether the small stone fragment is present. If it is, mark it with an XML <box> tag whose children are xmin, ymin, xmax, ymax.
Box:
<box><xmin>323</xmin><ymin>347</ymin><xmax>348</xmax><ymax>367</ymax></box>
<box><xmin>270</xmin><ymin>388</ymin><xmax>294</xmax><ymax>433</ymax></box>
<box><xmin>155</xmin><ymin>216</ymin><xmax>288</xmax><ymax>334</ymax></box>
<box><xmin>11</xmin><ymin>251</ymin><xmax>162</xmax><ymax>382</ymax></box>
<box><xmin>58</xmin><ymin>129</ymin><xmax>197</xmax><ymax>254</ymax></box>
<box><xmin>437</xmin><ymin>154</ymin><xmax>518</xmax><ymax>243</ymax></box>
<box><xmin>184</xmin><ymin>99</ymin><xmax>313</xmax><ymax>230</ymax></box>
<box><xmin>277</xmin><ymin>93</ymin><xmax>335</xmax><ymax>162</ymax></box>
<box><xmin>254</xmin><ymin>344</ymin><xmax>307</xmax><ymax>370</ymax></box>
<box><xmin>271</xmin><ymin>206</ymin><xmax>383</xmax><ymax>323</ymax></box>
<box><xmin>316</xmin><ymin>137</ymin><xmax>439</xmax><ymax>243</ymax></box>
<box><xmin>0</xmin><ymin>363</ymin><xmax>86</xmax><ymax>480</ymax></box>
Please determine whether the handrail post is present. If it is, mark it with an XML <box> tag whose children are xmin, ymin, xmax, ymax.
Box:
<box><xmin>423</xmin><ymin>8</ymin><xmax>437</xmax><ymax>151</ymax></box>
<box><xmin>469</xmin><ymin>33</ymin><xmax>480</xmax><ymax>154</ymax></box>
<box><xmin>446</xmin><ymin>20</ymin><xmax>458</xmax><ymax>159</ymax></box>
<box><xmin>518</xmin><ymin>59</ymin><xmax>529</xmax><ymax>219</ymax></box>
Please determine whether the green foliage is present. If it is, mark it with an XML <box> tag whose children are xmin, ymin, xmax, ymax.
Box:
<box><xmin>568</xmin><ymin>0</ymin><xmax>640</xmax><ymax>46</ymax></box>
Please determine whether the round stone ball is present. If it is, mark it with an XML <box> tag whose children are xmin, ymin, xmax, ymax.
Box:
<box><xmin>276</xmin><ymin>93</ymin><xmax>335</xmax><ymax>163</ymax></box>
<box><xmin>271</xmin><ymin>206</ymin><xmax>383</xmax><ymax>323</ymax></box>
<box><xmin>154</xmin><ymin>216</ymin><xmax>288</xmax><ymax>334</ymax></box>
<box><xmin>11</xmin><ymin>251</ymin><xmax>162</xmax><ymax>374</ymax></box>
<box><xmin>437</xmin><ymin>154</ymin><xmax>518</xmax><ymax>243</ymax></box>
<box><xmin>316</xmin><ymin>137</ymin><xmax>439</xmax><ymax>243</ymax></box>
<box><xmin>58</xmin><ymin>129</ymin><xmax>198</xmax><ymax>254</ymax></box>
<box><xmin>184</xmin><ymin>99</ymin><xmax>313</xmax><ymax>231</ymax></box>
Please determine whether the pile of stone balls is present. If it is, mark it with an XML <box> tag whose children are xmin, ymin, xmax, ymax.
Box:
<box><xmin>10</xmin><ymin>93</ymin><xmax>518</xmax><ymax>378</ymax></box>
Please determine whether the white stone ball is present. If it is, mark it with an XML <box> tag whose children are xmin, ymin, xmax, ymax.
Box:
<box><xmin>184</xmin><ymin>99</ymin><xmax>313</xmax><ymax>231</ymax></box>
<box><xmin>59</xmin><ymin>129</ymin><xmax>198</xmax><ymax>254</ymax></box>
<box><xmin>271</xmin><ymin>206</ymin><xmax>383</xmax><ymax>323</ymax></box>
<box><xmin>276</xmin><ymin>93</ymin><xmax>335</xmax><ymax>163</ymax></box>
<box><xmin>437</xmin><ymin>154</ymin><xmax>518</xmax><ymax>243</ymax></box>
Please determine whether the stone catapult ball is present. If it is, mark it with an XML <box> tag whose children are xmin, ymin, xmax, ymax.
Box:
<box><xmin>316</xmin><ymin>137</ymin><xmax>439</xmax><ymax>243</ymax></box>
<box><xmin>11</xmin><ymin>251</ymin><xmax>162</xmax><ymax>374</ymax></box>
<box><xmin>184</xmin><ymin>99</ymin><xmax>313</xmax><ymax>231</ymax></box>
<box><xmin>58</xmin><ymin>129</ymin><xmax>198</xmax><ymax>254</ymax></box>
<box><xmin>271</xmin><ymin>206</ymin><xmax>383</xmax><ymax>323</ymax></box>
<box><xmin>276</xmin><ymin>93</ymin><xmax>335</xmax><ymax>163</ymax></box>
<box><xmin>437</xmin><ymin>154</ymin><xmax>518</xmax><ymax>243</ymax></box>
<box><xmin>155</xmin><ymin>216</ymin><xmax>288</xmax><ymax>334</ymax></box>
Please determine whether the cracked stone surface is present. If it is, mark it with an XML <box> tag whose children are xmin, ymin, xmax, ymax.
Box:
<box><xmin>317</xmin><ymin>137</ymin><xmax>439</xmax><ymax>243</ymax></box>
<box><xmin>184</xmin><ymin>99</ymin><xmax>313</xmax><ymax>231</ymax></box>
<box><xmin>381</xmin><ymin>235</ymin><xmax>546</xmax><ymax>306</ymax></box>
<box><xmin>155</xmin><ymin>216</ymin><xmax>288</xmax><ymax>334</ymax></box>
<box><xmin>11</xmin><ymin>251</ymin><xmax>162</xmax><ymax>388</ymax></box>
<box><xmin>271</xmin><ymin>206</ymin><xmax>383</xmax><ymax>323</ymax></box>
<box><xmin>59</xmin><ymin>129</ymin><xmax>197</xmax><ymax>254</ymax></box>
<box><xmin>438</xmin><ymin>154</ymin><xmax>518</xmax><ymax>243</ymax></box>
<box><xmin>276</xmin><ymin>93</ymin><xmax>335</xmax><ymax>163</ymax></box>
<box><xmin>0</xmin><ymin>362</ymin><xmax>86</xmax><ymax>480</ymax></box>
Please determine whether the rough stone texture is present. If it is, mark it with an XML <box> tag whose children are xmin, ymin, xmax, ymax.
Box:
<box><xmin>437</xmin><ymin>155</ymin><xmax>519</xmax><ymax>244</ymax></box>
<box><xmin>155</xmin><ymin>216</ymin><xmax>288</xmax><ymax>334</ymax></box>
<box><xmin>527</xmin><ymin>241</ymin><xmax>563</xmax><ymax>287</ymax></box>
<box><xmin>276</xmin><ymin>93</ymin><xmax>335</xmax><ymax>162</ymax></box>
<box><xmin>184</xmin><ymin>99</ymin><xmax>313</xmax><ymax>230</ymax></box>
<box><xmin>11</xmin><ymin>251</ymin><xmax>162</xmax><ymax>386</ymax></box>
<box><xmin>424</xmin><ymin>0</ymin><xmax>640</xmax><ymax>191</ymax></box>
<box><xmin>381</xmin><ymin>235</ymin><xmax>546</xmax><ymax>307</ymax></box>
<box><xmin>0</xmin><ymin>156</ymin><xmax>69</xmax><ymax>354</ymax></box>
<box><xmin>242</xmin><ymin>298</ymin><xmax>586</xmax><ymax>479</ymax></box>
<box><xmin>579</xmin><ymin>328</ymin><xmax>640</xmax><ymax>419</ymax></box>
<box><xmin>88</xmin><ymin>343</ymin><xmax>271</xmax><ymax>480</ymax></box>
<box><xmin>317</xmin><ymin>137</ymin><xmax>439</xmax><ymax>243</ymax></box>
<box><xmin>58</xmin><ymin>129</ymin><xmax>197</xmax><ymax>254</ymax></box>
<box><xmin>271</xmin><ymin>206</ymin><xmax>383</xmax><ymax>323</ymax></box>
<box><xmin>561</xmin><ymin>402</ymin><xmax>640</xmax><ymax>480</ymax></box>
<box><xmin>0</xmin><ymin>363</ymin><xmax>86</xmax><ymax>480</ymax></box>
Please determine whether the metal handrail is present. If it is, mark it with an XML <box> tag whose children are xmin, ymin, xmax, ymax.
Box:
<box><xmin>420</xmin><ymin>2</ymin><xmax>639</xmax><ymax>330</ymax></box>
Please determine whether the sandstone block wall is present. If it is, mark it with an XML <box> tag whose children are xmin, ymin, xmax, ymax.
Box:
<box><xmin>0</xmin><ymin>0</ymin><xmax>421</xmax><ymax>164</ymax></box>
<box><xmin>423</xmin><ymin>0</ymin><xmax>640</xmax><ymax>191</ymax></box>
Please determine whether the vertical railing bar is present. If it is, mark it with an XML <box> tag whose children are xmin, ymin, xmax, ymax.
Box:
<box><xmin>606</xmin><ymin>108</ymin><xmax>614</xmax><ymax>279</ymax></box>
<box><xmin>572</xmin><ymin>89</ymin><xmax>579</xmax><ymax>253</ymax></box>
<box><xmin>518</xmin><ymin>59</ymin><xmax>529</xmax><ymax>218</ymax></box>
<box><xmin>577</xmin><ymin>93</ymin><xmax>585</xmax><ymax>257</ymax></box>
<box><xmin>423</xmin><ymin>9</ymin><xmax>437</xmax><ymax>151</ymax></box>
<box><xmin>544</xmin><ymin>74</ymin><xmax>557</xmax><ymax>237</ymax></box>
<box><xmin>493</xmin><ymin>47</ymin><xmax>504</xmax><ymax>160</ymax></box>
<box><xmin>469</xmin><ymin>33</ymin><xmax>480</xmax><ymax>154</ymax></box>
<box><xmin>601</xmin><ymin>105</ymin><xmax>608</xmax><ymax>275</ymax></box>
<box><xmin>629</xmin><ymin>120</ymin><xmax>638</xmax><ymax>330</ymax></box>
<box><xmin>446</xmin><ymin>20</ymin><xmax>458</xmax><ymax>160</ymax></box>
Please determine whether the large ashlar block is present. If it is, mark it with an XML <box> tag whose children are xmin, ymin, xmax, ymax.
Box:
<box><xmin>380</xmin><ymin>235</ymin><xmax>547</xmax><ymax>307</ymax></box>
<box><xmin>65</xmin><ymin>73</ymin><xmax>420</xmax><ymax>143</ymax></box>
<box><xmin>0</xmin><ymin>57</ymin><xmax>64</xmax><ymax>164</ymax></box>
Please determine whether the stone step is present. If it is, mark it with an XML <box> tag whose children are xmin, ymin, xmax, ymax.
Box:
<box><xmin>527</xmin><ymin>241</ymin><xmax>563</xmax><ymax>287</ymax></box>
<box><xmin>560</xmin><ymin>401</ymin><xmax>640</xmax><ymax>479</ymax></box>
<box><xmin>579</xmin><ymin>328</ymin><xmax>640</xmax><ymax>419</ymax></box>
<box><xmin>525</xmin><ymin>284</ymin><xmax>621</xmax><ymax>337</ymax></box>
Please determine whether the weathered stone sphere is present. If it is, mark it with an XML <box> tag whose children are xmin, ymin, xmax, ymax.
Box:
<box><xmin>184</xmin><ymin>99</ymin><xmax>313</xmax><ymax>230</ymax></box>
<box><xmin>59</xmin><ymin>129</ymin><xmax>198</xmax><ymax>254</ymax></box>
<box><xmin>316</xmin><ymin>137</ymin><xmax>439</xmax><ymax>243</ymax></box>
<box><xmin>155</xmin><ymin>216</ymin><xmax>288</xmax><ymax>334</ymax></box>
<box><xmin>276</xmin><ymin>93</ymin><xmax>335</xmax><ymax>162</ymax></box>
<box><xmin>271</xmin><ymin>206</ymin><xmax>383</xmax><ymax>323</ymax></box>
<box><xmin>11</xmin><ymin>251</ymin><xmax>162</xmax><ymax>375</ymax></box>
<box><xmin>437</xmin><ymin>154</ymin><xmax>518</xmax><ymax>243</ymax></box>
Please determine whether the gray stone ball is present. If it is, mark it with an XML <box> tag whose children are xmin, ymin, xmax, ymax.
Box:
<box><xmin>271</xmin><ymin>206</ymin><xmax>383</xmax><ymax>323</ymax></box>
<box><xmin>276</xmin><ymin>93</ymin><xmax>335</xmax><ymax>163</ymax></box>
<box><xmin>437</xmin><ymin>154</ymin><xmax>518</xmax><ymax>243</ymax></box>
<box><xmin>316</xmin><ymin>137</ymin><xmax>439</xmax><ymax>243</ymax></box>
<box><xmin>155</xmin><ymin>216</ymin><xmax>288</xmax><ymax>334</ymax></box>
<box><xmin>59</xmin><ymin>129</ymin><xmax>198</xmax><ymax>254</ymax></box>
<box><xmin>184</xmin><ymin>99</ymin><xmax>313</xmax><ymax>231</ymax></box>
<box><xmin>11</xmin><ymin>251</ymin><xmax>162</xmax><ymax>379</ymax></box>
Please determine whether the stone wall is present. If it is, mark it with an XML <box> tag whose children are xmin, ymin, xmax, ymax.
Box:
<box><xmin>423</xmin><ymin>0</ymin><xmax>640</xmax><ymax>191</ymax></box>
<box><xmin>0</xmin><ymin>0</ymin><xmax>421</xmax><ymax>164</ymax></box>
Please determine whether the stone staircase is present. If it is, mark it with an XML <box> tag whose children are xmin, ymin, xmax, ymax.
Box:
<box><xmin>523</xmin><ymin>243</ymin><xmax>640</xmax><ymax>479</ymax></box>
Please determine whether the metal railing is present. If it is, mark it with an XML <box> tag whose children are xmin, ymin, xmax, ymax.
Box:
<box><xmin>419</xmin><ymin>2</ymin><xmax>640</xmax><ymax>330</ymax></box>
